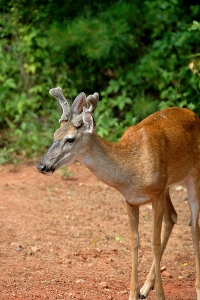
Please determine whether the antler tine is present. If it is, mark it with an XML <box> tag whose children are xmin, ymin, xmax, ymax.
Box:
<box><xmin>72</xmin><ymin>92</ymin><xmax>99</xmax><ymax>128</ymax></box>
<box><xmin>86</xmin><ymin>92</ymin><xmax>99</xmax><ymax>113</ymax></box>
<box><xmin>49</xmin><ymin>87</ymin><xmax>71</xmax><ymax>123</ymax></box>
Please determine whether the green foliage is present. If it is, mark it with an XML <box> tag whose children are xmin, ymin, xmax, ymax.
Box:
<box><xmin>189</xmin><ymin>20</ymin><xmax>200</xmax><ymax>31</ymax></box>
<box><xmin>0</xmin><ymin>2</ymin><xmax>78</xmax><ymax>162</ymax></box>
<box><xmin>49</xmin><ymin>0</ymin><xmax>200</xmax><ymax>135</ymax></box>
<box><xmin>0</xmin><ymin>0</ymin><xmax>200</xmax><ymax>162</ymax></box>
<box><xmin>58</xmin><ymin>167</ymin><xmax>73</xmax><ymax>179</ymax></box>
<box><xmin>188</xmin><ymin>21</ymin><xmax>200</xmax><ymax>76</ymax></box>
<box><xmin>115</xmin><ymin>236</ymin><xmax>123</xmax><ymax>243</ymax></box>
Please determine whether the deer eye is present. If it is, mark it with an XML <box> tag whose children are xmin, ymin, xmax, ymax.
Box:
<box><xmin>66</xmin><ymin>137</ymin><xmax>75</xmax><ymax>143</ymax></box>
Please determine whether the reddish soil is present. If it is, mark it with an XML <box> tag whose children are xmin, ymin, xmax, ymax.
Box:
<box><xmin>0</xmin><ymin>162</ymin><xmax>198</xmax><ymax>299</ymax></box>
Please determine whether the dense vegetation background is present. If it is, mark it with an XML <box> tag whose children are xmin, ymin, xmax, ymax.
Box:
<box><xmin>0</xmin><ymin>0</ymin><xmax>200</xmax><ymax>163</ymax></box>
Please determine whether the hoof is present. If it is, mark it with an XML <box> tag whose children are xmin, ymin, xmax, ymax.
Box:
<box><xmin>139</xmin><ymin>295</ymin><xmax>146</xmax><ymax>299</ymax></box>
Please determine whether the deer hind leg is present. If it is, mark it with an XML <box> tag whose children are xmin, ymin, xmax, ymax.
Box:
<box><xmin>185</xmin><ymin>173</ymin><xmax>200</xmax><ymax>300</ymax></box>
<box><xmin>126</xmin><ymin>203</ymin><xmax>140</xmax><ymax>300</ymax></box>
<box><xmin>140</xmin><ymin>188</ymin><xmax>177</xmax><ymax>299</ymax></box>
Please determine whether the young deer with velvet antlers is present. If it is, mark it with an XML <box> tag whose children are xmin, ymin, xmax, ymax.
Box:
<box><xmin>38</xmin><ymin>87</ymin><xmax>200</xmax><ymax>300</ymax></box>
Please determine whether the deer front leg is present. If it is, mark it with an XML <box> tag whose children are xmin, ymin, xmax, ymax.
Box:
<box><xmin>126</xmin><ymin>202</ymin><xmax>140</xmax><ymax>300</ymax></box>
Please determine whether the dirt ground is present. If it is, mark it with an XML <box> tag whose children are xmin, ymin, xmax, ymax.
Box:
<box><xmin>0</xmin><ymin>161</ymin><xmax>198</xmax><ymax>299</ymax></box>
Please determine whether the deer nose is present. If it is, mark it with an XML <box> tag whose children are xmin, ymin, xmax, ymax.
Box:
<box><xmin>37</xmin><ymin>164</ymin><xmax>47</xmax><ymax>173</ymax></box>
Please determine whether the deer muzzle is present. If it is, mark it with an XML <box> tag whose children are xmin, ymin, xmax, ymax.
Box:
<box><xmin>37</xmin><ymin>141</ymin><xmax>62</xmax><ymax>175</ymax></box>
<box><xmin>37</xmin><ymin>162</ymin><xmax>55</xmax><ymax>175</ymax></box>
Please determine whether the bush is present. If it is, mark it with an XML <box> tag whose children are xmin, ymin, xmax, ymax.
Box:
<box><xmin>0</xmin><ymin>0</ymin><xmax>200</xmax><ymax>162</ymax></box>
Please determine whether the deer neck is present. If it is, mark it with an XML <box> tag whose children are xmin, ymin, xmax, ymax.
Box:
<box><xmin>79</xmin><ymin>133</ymin><xmax>132</xmax><ymax>190</ymax></box>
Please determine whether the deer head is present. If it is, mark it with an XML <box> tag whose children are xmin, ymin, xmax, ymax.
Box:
<box><xmin>37</xmin><ymin>87</ymin><xmax>99</xmax><ymax>175</ymax></box>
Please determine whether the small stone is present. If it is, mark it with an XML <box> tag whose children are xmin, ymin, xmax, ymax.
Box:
<box><xmin>162</xmin><ymin>271</ymin><xmax>172</xmax><ymax>278</ymax></box>
<box><xmin>99</xmin><ymin>281</ymin><xmax>109</xmax><ymax>288</ymax></box>
<box><xmin>31</xmin><ymin>246</ymin><xmax>40</xmax><ymax>252</ymax></box>
<box><xmin>75</xmin><ymin>279</ymin><xmax>85</xmax><ymax>284</ymax></box>
<box><xmin>15</xmin><ymin>245</ymin><xmax>23</xmax><ymax>252</ymax></box>
<box><xmin>160</xmin><ymin>266</ymin><xmax>166</xmax><ymax>272</ymax></box>
<box><xmin>87</xmin><ymin>263</ymin><xmax>93</xmax><ymax>267</ymax></box>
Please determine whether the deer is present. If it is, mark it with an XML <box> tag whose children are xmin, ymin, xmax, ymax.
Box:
<box><xmin>37</xmin><ymin>87</ymin><xmax>200</xmax><ymax>300</ymax></box>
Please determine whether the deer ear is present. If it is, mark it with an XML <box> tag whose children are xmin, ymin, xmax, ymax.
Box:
<box><xmin>72</xmin><ymin>92</ymin><xmax>87</xmax><ymax>115</ymax></box>
<box><xmin>83</xmin><ymin>111</ymin><xmax>94</xmax><ymax>133</ymax></box>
